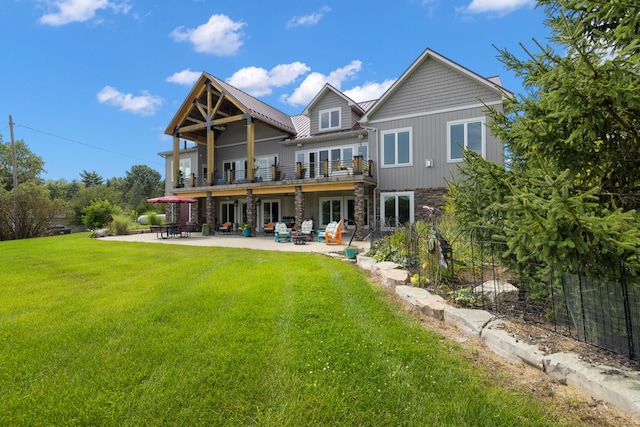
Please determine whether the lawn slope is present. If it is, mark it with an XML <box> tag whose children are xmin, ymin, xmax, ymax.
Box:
<box><xmin>0</xmin><ymin>234</ymin><xmax>580</xmax><ymax>426</ymax></box>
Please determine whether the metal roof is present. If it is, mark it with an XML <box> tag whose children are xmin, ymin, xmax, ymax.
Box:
<box><xmin>208</xmin><ymin>74</ymin><xmax>296</xmax><ymax>134</ymax></box>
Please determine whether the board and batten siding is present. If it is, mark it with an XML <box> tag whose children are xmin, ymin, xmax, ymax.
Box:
<box><xmin>373</xmin><ymin>105</ymin><xmax>504</xmax><ymax>193</ymax></box>
<box><xmin>372</xmin><ymin>57</ymin><xmax>502</xmax><ymax>121</ymax></box>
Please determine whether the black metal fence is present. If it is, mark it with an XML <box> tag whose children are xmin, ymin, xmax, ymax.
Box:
<box><xmin>368</xmin><ymin>222</ymin><xmax>640</xmax><ymax>362</ymax></box>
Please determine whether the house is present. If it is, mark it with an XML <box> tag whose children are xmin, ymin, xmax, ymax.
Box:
<box><xmin>159</xmin><ymin>48</ymin><xmax>509</xmax><ymax>238</ymax></box>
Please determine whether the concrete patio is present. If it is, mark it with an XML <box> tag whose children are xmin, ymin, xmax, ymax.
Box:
<box><xmin>103</xmin><ymin>230</ymin><xmax>372</xmax><ymax>255</ymax></box>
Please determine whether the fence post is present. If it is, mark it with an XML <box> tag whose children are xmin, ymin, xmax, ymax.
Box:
<box><xmin>621</xmin><ymin>260</ymin><xmax>635</xmax><ymax>360</ymax></box>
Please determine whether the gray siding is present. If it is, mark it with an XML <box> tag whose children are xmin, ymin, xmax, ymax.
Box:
<box><xmin>372</xmin><ymin>105</ymin><xmax>504</xmax><ymax>192</ymax></box>
<box><xmin>309</xmin><ymin>91</ymin><xmax>349</xmax><ymax>134</ymax></box>
<box><xmin>372</xmin><ymin>58</ymin><xmax>502</xmax><ymax>120</ymax></box>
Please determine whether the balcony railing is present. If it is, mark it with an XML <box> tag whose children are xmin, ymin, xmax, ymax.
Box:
<box><xmin>175</xmin><ymin>157</ymin><xmax>374</xmax><ymax>189</ymax></box>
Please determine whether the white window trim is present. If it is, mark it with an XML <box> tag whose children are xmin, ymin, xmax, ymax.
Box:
<box><xmin>381</xmin><ymin>127</ymin><xmax>413</xmax><ymax>168</ymax></box>
<box><xmin>316</xmin><ymin>196</ymin><xmax>370</xmax><ymax>230</ymax></box>
<box><xmin>318</xmin><ymin>197</ymin><xmax>343</xmax><ymax>228</ymax></box>
<box><xmin>380</xmin><ymin>191</ymin><xmax>414</xmax><ymax>231</ymax></box>
<box><xmin>318</xmin><ymin>107</ymin><xmax>341</xmax><ymax>131</ymax></box>
<box><xmin>447</xmin><ymin>117</ymin><xmax>486</xmax><ymax>163</ymax></box>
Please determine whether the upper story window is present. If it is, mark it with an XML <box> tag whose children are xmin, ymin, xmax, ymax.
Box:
<box><xmin>382</xmin><ymin>128</ymin><xmax>412</xmax><ymax>167</ymax></box>
<box><xmin>319</xmin><ymin>107</ymin><xmax>341</xmax><ymax>131</ymax></box>
<box><xmin>447</xmin><ymin>117</ymin><xmax>485</xmax><ymax>162</ymax></box>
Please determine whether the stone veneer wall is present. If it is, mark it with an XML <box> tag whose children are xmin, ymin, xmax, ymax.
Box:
<box><xmin>295</xmin><ymin>186</ymin><xmax>304</xmax><ymax>226</ymax></box>
<box><xmin>371</xmin><ymin>187</ymin><xmax>448</xmax><ymax>226</ymax></box>
<box><xmin>354</xmin><ymin>183</ymin><xmax>365</xmax><ymax>240</ymax></box>
<box><xmin>414</xmin><ymin>188</ymin><xmax>447</xmax><ymax>222</ymax></box>
<box><xmin>206</xmin><ymin>192</ymin><xmax>215</xmax><ymax>231</ymax></box>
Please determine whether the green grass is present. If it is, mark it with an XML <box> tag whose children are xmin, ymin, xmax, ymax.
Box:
<box><xmin>0</xmin><ymin>234</ymin><xmax>579</xmax><ymax>426</ymax></box>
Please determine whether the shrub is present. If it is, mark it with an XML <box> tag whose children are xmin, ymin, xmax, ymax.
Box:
<box><xmin>82</xmin><ymin>199</ymin><xmax>120</xmax><ymax>229</ymax></box>
<box><xmin>109</xmin><ymin>213</ymin><xmax>131</xmax><ymax>235</ymax></box>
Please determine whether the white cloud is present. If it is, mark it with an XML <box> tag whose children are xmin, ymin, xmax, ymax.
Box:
<box><xmin>286</xmin><ymin>6</ymin><xmax>331</xmax><ymax>29</ymax></box>
<box><xmin>226</xmin><ymin>62</ymin><xmax>310</xmax><ymax>97</ymax></box>
<box><xmin>460</xmin><ymin>0</ymin><xmax>534</xmax><ymax>15</ymax></box>
<box><xmin>97</xmin><ymin>86</ymin><xmax>162</xmax><ymax>116</ymax></box>
<box><xmin>170</xmin><ymin>14</ymin><xmax>245</xmax><ymax>56</ymax></box>
<box><xmin>344</xmin><ymin>79</ymin><xmax>396</xmax><ymax>103</ymax></box>
<box><xmin>282</xmin><ymin>60</ymin><xmax>362</xmax><ymax>107</ymax></box>
<box><xmin>166</xmin><ymin>69</ymin><xmax>202</xmax><ymax>86</ymax></box>
<box><xmin>39</xmin><ymin>0</ymin><xmax>131</xmax><ymax>26</ymax></box>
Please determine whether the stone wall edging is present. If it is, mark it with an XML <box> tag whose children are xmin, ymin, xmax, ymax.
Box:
<box><xmin>354</xmin><ymin>254</ymin><xmax>640</xmax><ymax>419</ymax></box>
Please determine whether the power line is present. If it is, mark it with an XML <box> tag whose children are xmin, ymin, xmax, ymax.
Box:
<box><xmin>15</xmin><ymin>123</ymin><xmax>163</xmax><ymax>166</ymax></box>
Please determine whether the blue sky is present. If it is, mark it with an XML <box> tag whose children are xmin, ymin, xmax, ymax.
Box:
<box><xmin>1</xmin><ymin>0</ymin><xmax>549</xmax><ymax>182</ymax></box>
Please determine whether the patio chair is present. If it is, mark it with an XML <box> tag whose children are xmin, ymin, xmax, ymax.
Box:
<box><xmin>297</xmin><ymin>219</ymin><xmax>314</xmax><ymax>242</ymax></box>
<box><xmin>219</xmin><ymin>221</ymin><xmax>232</xmax><ymax>234</ymax></box>
<box><xmin>263</xmin><ymin>221</ymin><xmax>274</xmax><ymax>235</ymax></box>
<box><xmin>325</xmin><ymin>219</ymin><xmax>343</xmax><ymax>245</ymax></box>
<box><xmin>274</xmin><ymin>221</ymin><xmax>291</xmax><ymax>242</ymax></box>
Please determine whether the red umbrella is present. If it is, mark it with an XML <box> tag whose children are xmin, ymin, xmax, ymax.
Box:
<box><xmin>147</xmin><ymin>195</ymin><xmax>198</xmax><ymax>204</ymax></box>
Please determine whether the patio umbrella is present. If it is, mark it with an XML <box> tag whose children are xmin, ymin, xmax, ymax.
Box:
<box><xmin>147</xmin><ymin>195</ymin><xmax>198</xmax><ymax>227</ymax></box>
<box><xmin>147</xmin><ymin>195</ymin><xmax>198</xmax><ymax>204</ymax></box>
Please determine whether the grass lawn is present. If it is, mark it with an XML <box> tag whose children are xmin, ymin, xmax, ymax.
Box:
<box><xmin>0</xmin><ymin>234</ymin><xmax>580</xmax><ymax>426</ymax></box>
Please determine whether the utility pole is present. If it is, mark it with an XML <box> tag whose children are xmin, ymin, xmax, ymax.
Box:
<box><xmin>9</xmin><ymin>115</ymin><xmax>18</xmax><ymax>240</ymax></box>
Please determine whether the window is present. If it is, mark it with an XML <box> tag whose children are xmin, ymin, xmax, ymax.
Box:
<box><xmin>382</xmin><ymin>128</ymin><xmax>412</xmax><ymax>167</ymax></box>
<box><xmin>220</xmin><ymin>202</ymin><xmax>235</xmax><ymax>224</ymax></box>
<box><xmin>170</xmin><ymin>158</ymin><xmax>191</xmax><ymax>181</ymax></box>
<box><xmin>320</xmin><ymin>198</ymin><xmax>342</xmax><ymax>227</ymax></box>
<box><xmin>380</xmin><ymin>192</ymin><xmax>414</xmax><ymax>230</ymax></box>
<box><xmin>448</xmin><ymin>118</ymin><xmax>485</xmax><ymax>162</ymax></box>
<box><xmin>319</xmin><ymin>108</ymin><xmax>341</xmax><ymax>131</ymax></box>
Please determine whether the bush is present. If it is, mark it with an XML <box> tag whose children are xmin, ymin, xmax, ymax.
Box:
<box><xmin>109</xmin><ymin>213</ymin><xmax>131</xmax><ymax>235</ymax></box>
<box><xmin>82</xmin><ymin>199</ymin><xmax>120</xmax><ymax>229</ymax></box>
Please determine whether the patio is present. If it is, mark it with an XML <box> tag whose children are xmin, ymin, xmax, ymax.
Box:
<box><xmin>103</xmin><ymin>231</ymin><xmax>371</xmax><ymax>255</ymax></box>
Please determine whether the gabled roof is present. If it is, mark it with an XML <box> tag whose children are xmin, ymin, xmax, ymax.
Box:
<box><xmin>360</xmin><ymin>48</ymin><xmax>512</xmax><ymax>123</ymax></box>
<box><xmin>291</xmin><ymin>99</ymin><xmax>377</xmax><ymax>141</ymax></box>
<box><xmin>303</xmin><ymin>83</ymin><xmax>365</xmax><ymax>116</ymax></box>
<box><xmin>164</xmin><ymin>73</ymin><xmax>295</xmax><ymax>140</ymax></box>
<box><xmin>211</xmin><ymin>74</ymin><xmax>295</xmax><ymax>133</ymax></box>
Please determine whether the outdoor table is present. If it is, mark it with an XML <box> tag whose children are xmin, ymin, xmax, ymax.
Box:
<box><xmin>292</xmin><ymin>233</ymin><xmax>307</xmax><ymax>245</ymax></box>
<box><xmin>152</xmin><ymin>224</ymin><xmax>179</xmax><ymax>239</ymax></box>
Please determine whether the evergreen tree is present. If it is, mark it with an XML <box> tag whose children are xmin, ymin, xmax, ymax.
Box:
<box><xmin>448</xmin><ymin>0</ymin><xmax>640</xmax><ymax>270</ymax></box>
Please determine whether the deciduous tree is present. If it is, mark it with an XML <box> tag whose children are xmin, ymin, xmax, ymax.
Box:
<box><xmin>0</xmin><ymin>136</ymin><xmax>45</xmax><ymax>191</ymax></box>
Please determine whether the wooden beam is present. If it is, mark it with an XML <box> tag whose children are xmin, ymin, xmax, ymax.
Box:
<box><xmin>177</xmin><ymin>113</ymin><xmax>245</xmax><ymax>134</ymax></box>
<box><xmin>169</xmin><ymin>85</ymin><xmax>206</xmax><ymax>134</ymax></box>
<box><xmin>213</xmin><ymin>114</ymin><xmax>245</xmax><ymax>126</ymax></box>
<box><xmin>194</xmin><ymin>100</ymin><xmax>207</xmax><ymax>120</ymax></box>
<box><xmin>303</xmin><ymin>183</ymin><xmax>355</xmax><ymax>192</ymax></box>
<box><xmin>194</xmin><ymin>101</ymin><xmax>229</xmax><ymax>117</ymax></box>
<box><xmin>253</xmin><ymin>186</ymin><xmax>297</xmax><ymax>195</ymax></box>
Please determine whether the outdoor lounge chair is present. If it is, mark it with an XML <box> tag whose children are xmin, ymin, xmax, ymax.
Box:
<box><xmin>263</xmin><ymin>221</ymin><xmax>274</xmax><ymax>235</ymax></box>
<box><xmin>274</xmin><ymin>221</ymin><xmax>291</xmax><ymax>242</ymax></box>
<box><xmin>297</xmin><ymin>219</ymin><xmax>314</xmax><ymax>242</ymax></box>
<box><xmin>325</xmin><ymin>219</ymin><xmax>343</xmax><ymax>245</ymax></box>
<box><xmin>219</xmin><ymin>221</ymin><xmax>232</xmax><ymax>234</ymax></box>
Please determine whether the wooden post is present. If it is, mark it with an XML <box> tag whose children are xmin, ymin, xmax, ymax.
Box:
<box><xmin>173</xmin><ymin>132</ymin><xmax>180</xmax><ymax>188</ymax></box>
<box><xmin>246</xmin><ymin>117</ymin><xmax>255</xmax><ymax>181</ymax></box>
<box><xmin>207</xmin><ymin>83</ymin><xmax>215</xmax><ymax>184</ymax></box>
